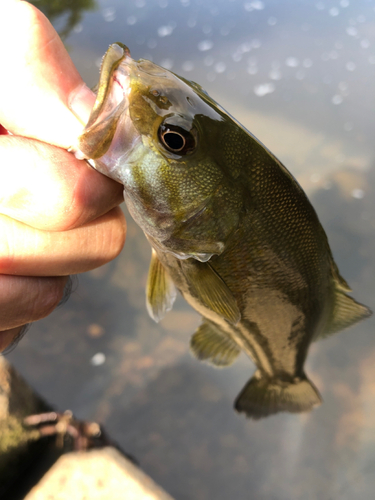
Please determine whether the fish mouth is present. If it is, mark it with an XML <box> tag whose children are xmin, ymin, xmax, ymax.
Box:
<box><xmin>73</xmin><ymin>44</ymin><xmax>142</xmax><ymax>183</ymax></box>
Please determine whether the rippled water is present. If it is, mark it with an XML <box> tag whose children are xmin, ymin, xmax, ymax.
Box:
<box><xmin>7</xmin><ymin>1</ymin><xmax>375</xmax><ymax>498</ymax></box>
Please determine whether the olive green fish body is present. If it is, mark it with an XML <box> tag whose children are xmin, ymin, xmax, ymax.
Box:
<box><xmin>74</xmin><ymin>43</ymin><xmax>371</xmax><ymax>419</ymax></box>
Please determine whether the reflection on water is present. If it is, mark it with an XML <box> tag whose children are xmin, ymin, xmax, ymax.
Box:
<box><xmin>9</xmin><ymin>1</ymin><xmax>375</xmax><ymax>498</ymax></box>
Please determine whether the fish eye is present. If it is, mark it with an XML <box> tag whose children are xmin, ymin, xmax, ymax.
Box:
<box><xmin>158</xmin><ymin>124</ymin><xmax>196</xmax><ymax>155</ymax></box>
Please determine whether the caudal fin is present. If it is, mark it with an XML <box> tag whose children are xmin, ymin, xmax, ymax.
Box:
<box><xmin>234</xmin><ymin>371</ymin><xmax>322</xmax><ymax>419</ymax></box>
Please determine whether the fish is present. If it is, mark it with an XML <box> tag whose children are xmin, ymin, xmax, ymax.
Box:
<box><xmin>72</xmin><ymin>43</ymin><xmax>372</xmax><ymax>418</ymax></box>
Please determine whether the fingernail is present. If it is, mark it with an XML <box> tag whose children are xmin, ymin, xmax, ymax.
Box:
<box><xmin>69</xmin><ymin>83</ymin><xmax>95</xmax><ymax>125</ymax></box>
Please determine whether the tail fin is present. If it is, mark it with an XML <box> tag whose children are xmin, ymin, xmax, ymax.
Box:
<box><xmin>234</xmin><ymin>371</ymin><xmax>322</xmax><ymax>419</ymax></box>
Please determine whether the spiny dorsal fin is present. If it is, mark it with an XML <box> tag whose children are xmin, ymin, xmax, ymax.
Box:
<box><xmin>146</xmin><ymin>249</ymin><xmax>177</xmax><ymax>322</ymax></box>
<box><xmin>190</xmin><ymin>320</ymin><xmax>241</xmax><ymax>367</ymax></box>
<box><xmin>318</xmin><ymin>290</ymin><xmax>372</xmax><ymax>339</ymax></box>
<box><xmin>181</xmin><ymin>260</ymin><xmax>241</xmax><ymax>325</ymax></box>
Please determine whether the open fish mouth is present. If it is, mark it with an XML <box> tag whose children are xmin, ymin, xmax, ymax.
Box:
<box><xmin>73</xmin><ymin>44</ymin><xmax>142</xmax><ymax>183</ymax></box>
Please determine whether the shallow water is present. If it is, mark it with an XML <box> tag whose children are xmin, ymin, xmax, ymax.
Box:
<box><xmin>7</xmin><ymin>1</ymin><xmax>375</xmax><ymax>498</ymax></box>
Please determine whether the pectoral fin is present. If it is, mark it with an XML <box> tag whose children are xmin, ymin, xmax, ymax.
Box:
<box><xmin>318</xmin><ymin>290</ymin><xmax>372</xmax><ymax>339</ymax></box>
<box><xmin>146</xmin><ymin>249</ymin><xmax>177</xmax><ymax>322</ymax></box>
<box><xmin>190</xmin><ymin>320</ymin><xmax>241</xmax><ymax>367</ymax></box>
<box><xmin>182</xmin><ymin>260</ymin><xmax>241</xmax><ymax>325</ymax></box>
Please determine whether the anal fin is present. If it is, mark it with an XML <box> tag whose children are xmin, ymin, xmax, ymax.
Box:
<box><xmin>190</xmin><ymin>320</ymin><xmax>241</xmax><ymax>367</ymax></box>
<box><xmin>235</xmin><ymin>371</ymin><xmax>322</xmax><ymax>419</ymax></box>
<box><xmin>146</xmin><ymin>249</ymin><xmax>177</xmax><ymax>322</ymax></box>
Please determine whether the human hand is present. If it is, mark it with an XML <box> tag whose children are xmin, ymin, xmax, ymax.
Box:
<box><xmin>0</xmin><ymin>1</ymin><xmax>126</xmax><ymax>351</ymax></box>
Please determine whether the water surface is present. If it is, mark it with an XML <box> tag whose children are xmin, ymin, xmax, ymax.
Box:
<box><xmin>8</xmin><ymin>1</ymin><xmax>375</xmax><ymax>498</ymax></box>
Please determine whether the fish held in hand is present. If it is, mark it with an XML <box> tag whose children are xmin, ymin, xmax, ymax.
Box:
<box><xmin>73</xmin><ymin>43</ymin><xmax>372</xmax><ymax>419</ymax></box>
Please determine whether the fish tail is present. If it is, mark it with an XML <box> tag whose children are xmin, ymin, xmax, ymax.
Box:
<box><xmin>234</xmin><ymin>371</ymin><xmax>322</xmax><ymax>419</ymax></box>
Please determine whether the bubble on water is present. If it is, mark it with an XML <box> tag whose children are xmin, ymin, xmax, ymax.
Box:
<box><xmin>344</xmin><ymin>121</ymin><xmax>353</xmax><ymax>131</ymax></box>
<box><xmin>73</xmin><ymin>23</ymin><xmax>83</xmax><ymax>33</ymax></box>
<box><xmin>346</xmin><ymin>61</ymin><xmax>356</xmax><ymax>71</ymax></box>
<box><xmin>136</xmin><ymin>0</ymin><xmax>145</xmax><ymax>7</ymax></box>
<box><xmin>251</xmin><ymin>39</ymin><xmax>261</xmax><ymax>49</ymax></box>
<box><xmin>310</xmin><ymin>173</ymin><xmax>321</xmax><ymax>183</ymax></box>
<box><xmin>346</xmin><ymin>26</ymin><xmax>358</xmax><ymax>37</ymax></box>
<box><xmin>268</xmin><ymin>17</ymin><xmax>277</xmax><ymax>26</ymax></box>
<box><xmin>187</xmin><ymin>18</ymin><xmax>196</xmax><ymax>28</ymax></box>
<box><xmin>254</xmin><ymin>83</ymin><xmax>275</xmax><ymax>96</ymax></box>
<box><xmin>160</xmin><ymin>58</ymin><xmax>173</xmax><ymax>70</ymax></box>
<box><xmin>244</xmin><ymin>1</ymin><xmax>265</xmax><ymax>11</ymax></box>
<box><xmin>182</xmin><ymin>61</ymin><xmax>194</xmax><ymax>72</ymax></box>
<box><xmin>159</xmin><ymin>0</ymin><xmax>168</xmax><ymax>7</ymax></box>
<box><xmin>127</xmin><ymin>15</ymin><xmax>137</xmax><ymax>25</ymax></box>
<box><xmin>352</xmin><ymin>188</ymin><xmax>365</xmax><ymax>199</ymax></box>
<box><xmin>338</xmin><ymin>81</ymin><xmax>348</xmax><ymax>92</ymax></box>
<box><xmin>204</xmin><ymin>55</ymin><xmax>214</xmax><ymax>66</ymax></box>
<box><xmin>198</xmin><ymin>40</ymin><xmax>213</xmax><ymax>51</ymax></box>
<box><xmin>215</xmin><ymin>62</ymin><xmax>226</xmax><ymax>73</ymax></box>
<box><xmin>269</xmin><ymin>69</ymin><xmax>282</xmax><ymax>80</ymax></box>
<box><xmin>316</xmin><ymin>2</ymin><xmax>325</xmax><ymax>10</ymax></box>
<box><xmin>203</xmin><ymin>24</ymin><xmax>212</xmax><ymax>35</ymax></box>
<box><xmin>148</xmin><ymin>39</ymin><xmax>157</xmax><ymax>49</ymax></box>
<box><xmin>248</xmin><ymin>56</ymin><xmax>258</xmax><ymax>66</ymax></box>
<box><xmin>247</xmin><ymin>66</ymin><xmax>258</xmax><ymax>75</ymax></box>
<box><xmin>90</xmin><ymin>353</ymin><xmax>106</xmax><ymax>366</ymax></box>
<box><xmin>332</xmin><ymin>94</ymin><xmax>343</xmax><ymax>105</ymax></box>
<box><xmin>158</xmin><ymin>25</ymin><xmax>174</xmax><ymax>37</ymax></box>
<box><xmin>103</xmin><ymin>7</ymin><xmax>116</xmax><ymax>22</ymax></box>
<box><xmin>369</xmin><ymin>55</ymin><xmax>375</xmax><ymax>64</ymax></box>
<box><xmin>286</xmin><ymin>57</ymin><xmax>299</xmax><ymax>67</ymax></box>
<box><xmin>329</xmin><ymin>7</ymin><xmax>339</xmax><ymax>16</ymax></box>
<box><xmin>357</xmin><ymin>15</ymin><xmax>366</xmax><ymax>23</ymax></box>
<box><xmin>232</xmin><ymin>53</ymin><xmax>242</xmax><ymax>62</ymax></box>
<box><xmin>181</xmin><ymin>0</ymin><xmax>190</xmax><ymax>5</ymax></box>
<box><xmin>360</xmin><ymin>39</ymin><xmax>370</xmax><ymax>49</ymax></box>
<box><xmin>240</xmin><ymin>42</ymin><xmax>252</xmax><ymax>53</ymax></box>
<box><xmin>340</xmin><ymin>0</ymin><xmax>349</xmax><ymax>7</ymax></box>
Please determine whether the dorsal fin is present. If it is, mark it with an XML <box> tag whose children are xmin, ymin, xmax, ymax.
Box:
<box><xmin>190</xmin><ymin>320</ymin><xmax>241</xmax><ymax>367</ymax></box>
<box><xmin>318</xmin><ymin>290</ymin><xmax>372</xmax><ymax>339</ymax></box>
<box><xmin>146</xmin><ymin>249</ymin><xmax>177</xmax><ymax>322</ymax></box>
<box><xmin>181</xmin><ymin>260</ymin><xmax>241</xmax><ymax>325</ymax></box>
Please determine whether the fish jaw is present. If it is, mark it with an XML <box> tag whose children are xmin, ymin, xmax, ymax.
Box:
<box><xmin>73</xmin><ymin>43</ymin><xmax>142</xmax><ymax>183</ymax></box>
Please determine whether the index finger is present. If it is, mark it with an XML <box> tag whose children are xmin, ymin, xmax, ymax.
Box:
<box><xmin>0</xmin><ymin>0</ymin><xmax>93</xmax><ymax>148</ymax></box>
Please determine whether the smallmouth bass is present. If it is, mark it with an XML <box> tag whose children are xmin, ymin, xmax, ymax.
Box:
<box><xmin>73</xmin><ymin>43</ymin><xmax>372</xmax><ymax>418</ymax></box>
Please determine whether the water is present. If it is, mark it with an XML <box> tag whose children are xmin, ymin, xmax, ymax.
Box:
<box><xmin>7</xmin><ymin>1</ymin><xmax>375</xmax><ymax>498</ymax></box>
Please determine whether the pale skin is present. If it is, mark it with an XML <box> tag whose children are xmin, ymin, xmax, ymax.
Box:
<box><xmin>0</xmin><ymin>1</ymin><xmax>126</xmax><ymax>351</ymax></box>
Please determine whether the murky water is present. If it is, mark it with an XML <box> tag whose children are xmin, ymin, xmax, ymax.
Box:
<box><xmin>7</xmin><ymin>1</ymin><xmax>375</xmax><ymax>498</ymax></box>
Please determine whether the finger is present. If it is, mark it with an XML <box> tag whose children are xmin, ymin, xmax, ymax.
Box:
<box><xmin>0</xmin><ymin>135</ymin><xmax>124</xmax><ymax>231</ymax></box>
<box><xmin>0</xmin><ymin>327</ymin><xmax>25</xmax><ymax>353</ymax></box>
<box><xmin>0</xmin><ymin>1</ymin><xmax>94</xmax><ymax>148</ymax></box>
<box><xmin>0</xmin><ymin>274</ymin><xmax>69</xmax><ymax>330</ymax></box>
<box><xmin>0</xmin><ymin>208</ymin><xmax>126</xmax><ymax>276</ymax></box>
